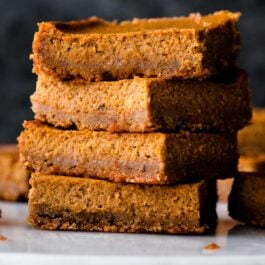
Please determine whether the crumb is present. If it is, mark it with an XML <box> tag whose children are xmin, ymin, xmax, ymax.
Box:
<box><xmin>189</xmin><ymin>13</ymin><xmax>202</xmax><ymax>23</ymax></box>
<box><xmin>0</xmin><ymin>235</ymin><xmax>7</xmax><ymax>241</ymax></box>
<box><xmin>203</xmin><ymin>242</ymin><xmax>220</xmax><ymax>251</ymax></box>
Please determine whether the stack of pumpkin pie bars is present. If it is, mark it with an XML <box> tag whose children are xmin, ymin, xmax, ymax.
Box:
<box><xmin>18</xmin><ymin>11</ymin><xmax>252</xmax><ymax>234</ymax></box>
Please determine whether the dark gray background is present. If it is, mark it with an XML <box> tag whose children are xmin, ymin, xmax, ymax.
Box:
<box><xmin>0</xmin><ymin>0</ymin><xmax>264</xmax><ymax>143</ymax></box>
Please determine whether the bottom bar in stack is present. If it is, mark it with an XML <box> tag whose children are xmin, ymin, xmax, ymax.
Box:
<box><xmin>28</xmin><ymin>173</ymin><xmax>217</xmax><ymax>234</ymax></box>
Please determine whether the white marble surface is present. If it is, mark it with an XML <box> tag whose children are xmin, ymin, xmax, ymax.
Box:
<box><xmin>0</xmin><ymin>201</ymin><xmax>265</xmax><ymax>265</ymax></box>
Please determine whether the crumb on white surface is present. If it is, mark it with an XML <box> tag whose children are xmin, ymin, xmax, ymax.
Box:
<box><xmin>203</xmin><ymin>242</ymin><xmax>220</xmax><ymax>251</ymax></box>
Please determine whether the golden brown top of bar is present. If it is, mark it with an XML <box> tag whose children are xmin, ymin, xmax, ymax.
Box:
<box><xmin>41</xmin><ymin>10</ymin><xmax>240</xmax><ymax>35</ymax></box>
<box><xmin>239</xmin><ymin>155</ymin><xmax>265</xmax><ymax>173</ymax></box>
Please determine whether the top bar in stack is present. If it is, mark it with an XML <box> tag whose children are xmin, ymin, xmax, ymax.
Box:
<box><xmin>32</xmin><ymin>11</ymin><xmax>240</xmax><ymax>82</ymax></box>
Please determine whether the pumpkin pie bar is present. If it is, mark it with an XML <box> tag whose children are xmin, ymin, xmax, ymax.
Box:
<box><xmin>0</xmin><ymin>145</ymin><xmax>29</xmax><ymax>201</ymax></box>
<box><xmin>238</xmin><ymin>109</ymin><xmax>265</xmax><ymax>173</ymax></box>
<box><xmin>28</xmin><ymin>173</ymin><xmax>217</xmax><ymax>234</ymax></box>
<box><xmin>229</xmin><ymin>173</ymin><xmax>265</xmax><ymax>227</ymax></box>
<box><xmin>238</xmin><ymin>108</ymin><xmax>265</xmax><ymax>156</ymax></box>
<box><xmin>31</xmin><ymin>68</ymin><xmax>251</xmax><ymax>133</ymax></box>
<box><xmin>18</xmin><ymin>121</ymin><xmax>238</xmax><ymax>184</ymax></box>
<box><xmin>32</xmin><ymin>11</ymin><xmax>240</xmax><ymax>82</ymax></box>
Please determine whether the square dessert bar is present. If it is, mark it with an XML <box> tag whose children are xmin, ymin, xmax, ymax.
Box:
<box><xmin>31</xmin><ymin>68</ymin><xmax>251</xmax><ymax>133</ymax></box>
<box><xmin>229</xmin><ymin>173</ymin><xmax>265</xmax><ymax>227</ymax></box>
<box><xmin>18</xmin><ymin>121</ymin><xmax>238</xmax><ymax>185</ymax></box>
<box><xmin>0</xmin><ymin>145</ymin><xmax>29</xmax><ymax>201</ymax></box>
<box><xmin>32</xmin><ymin>11</ymin><xmax>240</xmax><ymax>81</ymax></box>
<box><xmin>28</xmin><ymin>173</ymin><xmax>217</xmax><ymax>234</ymax></box>
<box><xmin>238</xmin><ymin>108</ymin><xmax>265</xmax><ymax>156</ymax></box>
